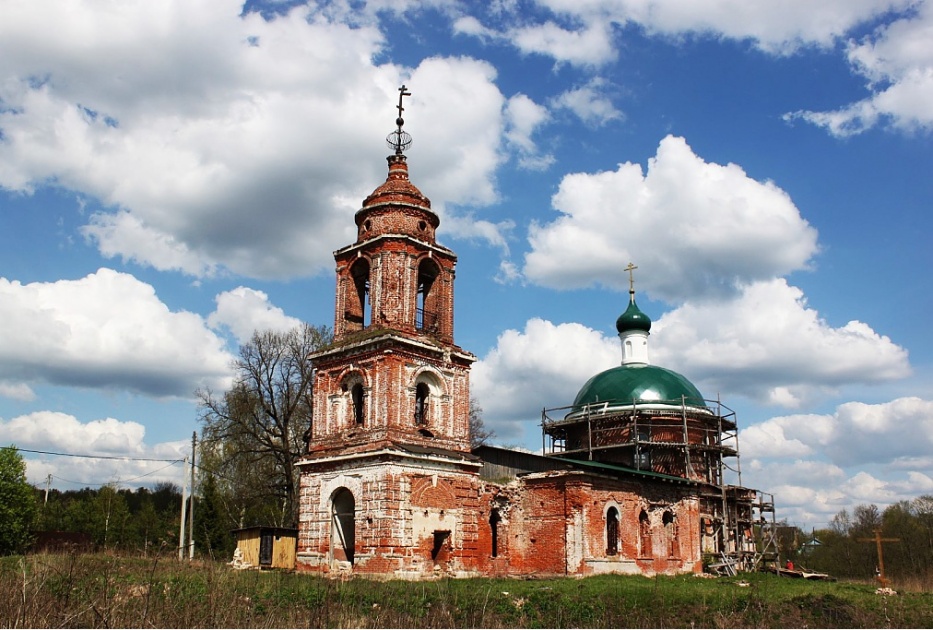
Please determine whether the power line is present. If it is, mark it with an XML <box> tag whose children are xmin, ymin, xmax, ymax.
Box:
<box><xmin>9</xmin><ymin>446</ymin><xmax>181</xmax><ymax>463</ymax></box>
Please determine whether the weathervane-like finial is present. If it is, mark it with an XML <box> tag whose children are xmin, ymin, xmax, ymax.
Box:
<box><xmin>386</xmin><ymin>85</ymin><xmax>413</xmax><ymax>155</ymax></box>
<box><xmin>624</xmin><ymin>262</ymin><xmax>638</xmax><ymax>298</ymax></box>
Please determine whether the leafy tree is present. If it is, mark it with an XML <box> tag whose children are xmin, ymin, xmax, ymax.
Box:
<box><xmin>0</xmin><ymin>446</ymin><xmax>38</xmax><ymax>555</ymax></box>
<box><xmin>198</xmin><ymin>323</ymin><xmax>331</xmax><ymax>527</ymax></box>
<box><xmin>89</xmin><ymin>484</ymin><xmax>131</xmax><ymax>549</ymax></box>
<box><xmin>469</xmin><ymin>397</ymin><xmax>496</xmax><ymax>449</ymax></box>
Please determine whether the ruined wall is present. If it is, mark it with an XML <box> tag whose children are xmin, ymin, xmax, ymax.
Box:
<box><xmin>472</xmin><ymin>472</ymin><xmax>702</xmax><ymax>577</ymax></box>
<box><xmin>297</xmin><ymin>455</ymin><xmax>483</xmax><ymax>579</ymax></box>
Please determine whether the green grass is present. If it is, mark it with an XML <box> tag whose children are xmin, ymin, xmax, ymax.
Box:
<box><xmin>1</xmin><ymin>553</ymin><xmax>931</xmax><ymax>628</ymax></box>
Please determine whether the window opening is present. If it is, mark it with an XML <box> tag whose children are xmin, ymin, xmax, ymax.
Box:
<box><xmin>351</xmin><ymin>383</ymin><xmax>364</xmax><ymax>426</ymax></box>
<box><xmin>663</xmin><ymin>511</ymin><xmax>678</xmax><ymax>558</ymax></box>
<box><xmin>606</xmin><ymin>507</ymin><xmax>620</xmax><ymax>556</ymax></box>
<box><xmin>416</xmin><ymin>259</ymin><xmax>439</xmax><ymax>333</ymax></box>
<box><xmin>414</xmin><ymin>382</ymin><xmax>430</xmax><ymax>425</ymax></box>
<box><xmin>490</xmin><ymin>509</ymin><xmax>501</xmax><ymax>558</ymax></box>
<box><xmin>348</xmin><ymin>259</ymin><xmax>370</xmax><ymax>329</ymax></box>
<box><xmin>431</xmin><ymin>530</ymin><xmax>451</xmax><ymax>563</ymax></box>
<box><xmin>639</xmin><ymin>510</ymin><xmax>652</xmax><ymax>558</ymax></box>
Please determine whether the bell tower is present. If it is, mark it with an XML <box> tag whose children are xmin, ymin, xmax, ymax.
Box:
<box><xmin>298</xmin><ymin>88</ymin><xmax>483</xmax><ymax>577</ymax></box>
<box><xmin>307</xmin><ymin>85</ymin><xmax>475</xmax><ymax>455</ymax></box>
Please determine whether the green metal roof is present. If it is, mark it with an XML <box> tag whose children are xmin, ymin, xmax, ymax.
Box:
<box><xmin>572</xmin><ymin>364</ymin><xmax>706</xmax><ymax>408</ymax></box>
<box><xmin>615</xmin><ymin>298</ymin><xmax>651</xmax><ymax>333</ymax></box>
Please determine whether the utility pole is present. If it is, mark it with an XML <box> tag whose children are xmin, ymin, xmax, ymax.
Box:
<box><xmin>189</xmin><ymin>431</ymin><xmax>196</xmax><ymax>560</ymax></box>
<box><xmin>178</xmin><ymin>455</ymin><xmax>188</xmax><ymax>561</ymax></box>
<box><xmin>44</xmin><ymin>473</ymin><xmax>52</xmax><ymax>504</ymax></box>
<box><xmin>857</xmin><ymin>528</ymin><xmax>900</xmax><ymax>588</ymax></box>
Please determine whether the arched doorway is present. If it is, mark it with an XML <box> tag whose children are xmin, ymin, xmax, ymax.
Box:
<box><xmin>331</xmin><ymin>488</ymin><xmax>355</xmax><ymax>565</ymax></box>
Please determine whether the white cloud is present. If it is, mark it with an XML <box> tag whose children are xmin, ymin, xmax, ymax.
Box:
<box><xmin>504</xmin><ymin>93</ymin><xmax>554</xmax><ymax>170</ymax></box>
<box><xmin>523</xmin><ymin>135</ymin><xmax>818</xmax><ymax>301</ymax></box>
<box><xmin>0</xmin><ymin>411</ymin><xmax>190</xmax><ymax>487</ymax></box>
<box><xmin>743</xmin><ymin>398</ymin><xmax>933</xmax><ymax>469</ymax></box>
<box><xmin>460</xmin><ymin>1</ymin><xmax>912</xmax><ymax>65</ymax></box>
<box><xmin>509</xmin><ymin>20</ymin><xmax>616</xmax><ymax>67</ymax></box>
<box><xmin>652</xmin><ymin>279</ymin><xmax>911</xmax><ymax>405</ymax></box>
<box><xmin>1</xmin><ymin>411</ymin><xmax>146</xmax><ymax>455</ymax></box>
<box><xmin>738</xmin><ymin>397</ymin><xmax>933</xmax><ymax>524</ymax></box>
<box><xmin>550</xmin><ymin>78</ymin><xmax>623</xmax><ymax>127</ymax></box>
<box><xmin>208</xmin><ymin>287</ymin><xmax>301</xmax><ymax>343</ymax></box>
<box><xmin>0</xmin><ymin>381</ymin><xmax>35</xmax><ymax>402</ymax></box>
<box><xmin>458</xmin><ymin>1</ymin><xmax>931</xmax><ymax>136</ymax></box>
<box><xmin>0</xmin><ymin>269</ymin><xmax>234</xmax><ymax>397</ymax></box>
<box><xmin>472</xmin><ymin>318</ymin><xmax>618</xmax><ymax>440</ymax></box>
<box><xmin>788</xmin><ymin>2</ymin><xmax>933</xmax><ymax>135</ymax></box>
<box><xmin>601</xmin><ymin>0</ymin><xmax>909</xmax><ymax>54</ymax></box>
<box><xmin>0</xmin><ymin>1</ymin><xmax>509</xmax><ymax>280</ymax></box>
<box><xmin>828</xmin><ymin>398</ymin><xmax>933</xmax><ymax>466</ymax></box>
<box><xmin>453</xmin><ymin>15</ymin><xmax>493</xmax><ymax>40</ymax></box>
<box><xmin>741</xmin><ymin>414</ymin><xmax>836</xmax><ymax>460</ymax></box>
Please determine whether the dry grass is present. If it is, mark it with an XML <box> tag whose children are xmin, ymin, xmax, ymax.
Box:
<box><xmin>2</xmin><ymin>552</ymin><xmax>931</xmax><ymax>628</ymax></box>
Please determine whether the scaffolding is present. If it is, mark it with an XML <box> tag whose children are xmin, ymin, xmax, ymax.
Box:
<box><xmin>541</xmin><ymin>396</ymin><xmax>777</xmax><ymax>574</ymax></box>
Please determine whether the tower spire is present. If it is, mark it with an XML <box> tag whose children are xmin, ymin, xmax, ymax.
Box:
<box><xmin>387</xmin><ymin>85</ymin><xmax>413</xmax><ymax>155</ymax></box>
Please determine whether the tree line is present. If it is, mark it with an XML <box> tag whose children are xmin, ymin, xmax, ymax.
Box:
<box><xmin>781</xmin><ymin>497</ymin><xmax>933</xmax><ymax>583</ymax></box>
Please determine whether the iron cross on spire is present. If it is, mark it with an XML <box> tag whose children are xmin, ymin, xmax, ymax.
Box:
<box><xmin>396</xmin><ymin>85</ymin><xmax>411</xmax><ymax>127</ymax></box>
<box><xmin>387</xmin><ymin>85</ymin><xmax>414</xmax><ymax>154</ymax></box>
<box><xmin>624</xmin><ymin>262</ymin><xmax>638</xmax><ymax>295</ymax></box>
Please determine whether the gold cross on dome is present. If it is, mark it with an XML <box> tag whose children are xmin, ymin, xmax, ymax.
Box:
<box><xmin>624</xmin><ymin>262</ymin><xmax>638</xmax><ymax>293</ymax></box>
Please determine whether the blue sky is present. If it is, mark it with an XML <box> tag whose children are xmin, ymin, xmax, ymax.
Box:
<box><xmin>2</xmin><ymin>0</ymin><xmax>932</xmax><ymax>529</ymax></box>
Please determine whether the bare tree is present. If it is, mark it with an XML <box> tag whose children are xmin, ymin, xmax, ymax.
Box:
<box><xmin>469</xmin><ymin>397</ymin><xmax>495</xmax><ymax>449</ymax></box>
<box><xmin>197</xmin><ymin>323</ymin><xmax>331</xmax><ymax>527</ymax></box>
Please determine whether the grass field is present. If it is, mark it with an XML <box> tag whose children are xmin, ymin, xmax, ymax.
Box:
<box><xmin>2</xmin><ymin>553</ymin><xmax>931</xmax><ymax>628</ymax></box>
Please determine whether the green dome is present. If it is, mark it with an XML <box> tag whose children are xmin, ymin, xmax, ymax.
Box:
<box><xmin>616</xmin><ymin>298</ymin><xmax>651</xmax><ymax>334</ymax></box>
<box><xmin>572</xmin><ymin>364</ymin><xmax>706</xmax><ymax>409</ymax></box>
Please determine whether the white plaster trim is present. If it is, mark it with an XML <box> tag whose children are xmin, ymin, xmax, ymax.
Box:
<box><xmin>298</xmin><ymin>447</ymin><xmax>483</xmax><ymax>470</ymax></box>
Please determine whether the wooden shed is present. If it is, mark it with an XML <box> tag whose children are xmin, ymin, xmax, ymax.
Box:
<box><xmin>232</xmin><ymin>527</ymin><xmax>297</xmax><ymax>570</ymax></box>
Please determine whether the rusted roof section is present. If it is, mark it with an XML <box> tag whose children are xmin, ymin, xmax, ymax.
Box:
<box><xmin>362</xmin><ymin>154</ymin><xmax>432</xmax><ymax>210</ymax></box>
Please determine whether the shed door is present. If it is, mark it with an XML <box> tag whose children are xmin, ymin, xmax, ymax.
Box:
<box><xmin>259</xmin><ymin>531</ymin><xmax>273</xmax><ymax>566</ymax></box>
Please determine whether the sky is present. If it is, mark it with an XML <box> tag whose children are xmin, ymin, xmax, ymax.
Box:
<box><xmin>1</xmin><ymin>0</ymin><xmax>932</xmax><ymax>530</ymax></box>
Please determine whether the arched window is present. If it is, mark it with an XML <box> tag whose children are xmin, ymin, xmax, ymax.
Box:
<box><xmin>606</xmin><ymin>506</ymin><xmax>620</xmax><ymax>556</ymax></box>
<box><xmin>351</xmin><ymin>383</ymin><xmax>365</xmax><ymax>426</ymax></box>
<box><xmin>663</xmin><ymin>511</ymin><xmax>678</xmax><ymax>558</ymax></box>
<box><xmin>416</xmin><ymin>259</ymin><xmax>440</xmax><ymax>333</ymax></box>
<box><xmin>347</xmin><ymin>259</ymin><xmax>370</xmax><ymax>330</ymax></box>
<box><xmin>331</xmin><ymin>488</ymin><xmax>355</xmax><ymax>565</ymax></box>
<box><xmin>639</xmin><ymin>510</ymin><xmax>652</xmax><ymax>558</ymax></box>
<box><xmin>489</xmin><ymin>509</ymin><xmax>501</xmax><ymax>558</ymax></box>
<box><xmin>414</xmin><ymin>382</ymin><xmax>430</xmax><ymax>425</ymax></box>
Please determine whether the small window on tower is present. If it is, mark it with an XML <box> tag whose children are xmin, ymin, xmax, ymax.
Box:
<box><xmin>352</xmin><ymin>383</ymin><xmax>365</xmax><ymax>426</ymax></box>
<box><xmin>414</xmin><ymin>382</ymin><xmax>429</xmax><ymax>425</ymax></box>
<box><xmin>416</xmin><ymin>259</ymin><xmax>440</xmax><ymax>333</ymax></box>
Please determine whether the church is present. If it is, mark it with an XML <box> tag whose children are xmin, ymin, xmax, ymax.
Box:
<box><xmin>295</xmin><ymin>88</ymin><xmax>775</xmax><ymax>579</ymax></box>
